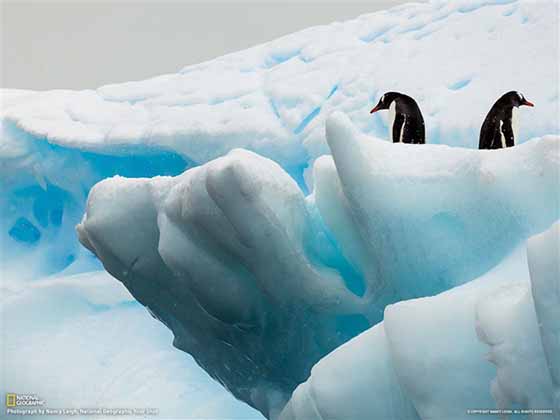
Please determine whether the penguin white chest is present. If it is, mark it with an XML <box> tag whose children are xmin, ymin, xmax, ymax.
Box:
<box><xmin>499</xmin><ymin>120</ymin><xmax>506</xmax><ymax>148</ymax></box>
<box><xmin>511</xmin><ymin>107</ymin><xmax>519</xmax><ymax>142</ymax></box>
<box><xmin>388</xmin><ymin>101</ymin><xmax>406</xmax><ymax>143</ymax></box>
<box><xmin>499</xmin><ymin>108</ymin><xmax>519</xmax><ymax>148</ymax></box>
<box><xmin>388</xmin><ymin>101</ymin><xmax>397</xmax><ymax>141</ymax></box>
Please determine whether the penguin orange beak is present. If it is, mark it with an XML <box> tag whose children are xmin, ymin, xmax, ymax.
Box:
<box><xmin>522</xmin><ymin>99</ymin><xmax>534</xmax><ymax>107</ymax></box>
<box><xmin>370</xmin><ymin>105</ymin><xmax>381</xmax><ymax>113</ymax></box>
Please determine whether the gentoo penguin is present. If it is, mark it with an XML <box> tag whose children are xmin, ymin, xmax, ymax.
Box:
<box><xmin>370</xmin><ymin>92</ymin><xmax>425</xmax><ymax>144</ymax></box>
<box><xmin>479</xmin><ymin>91</ymin><xmax>534</xmax><ymax>149</ymax></box>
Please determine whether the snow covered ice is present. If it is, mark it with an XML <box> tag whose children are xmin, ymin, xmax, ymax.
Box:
<box><xmin>77</xmin><ymin>112</ymin><xmax>559</xmax><ymax>417</ymax></box>
<box><xmin>280</xmin><ymin>223</ymin><xmax>559</xmax><ymax>420</ymax></box>
<box><xmin>1</xmin><ymin>271</ymin><xmax>259</xmax><ymax>418</ymax></box>
<box><xmin>1</xmin><ymin>0</ymin><xmax>559</xmax><ymax>419</ymax></box>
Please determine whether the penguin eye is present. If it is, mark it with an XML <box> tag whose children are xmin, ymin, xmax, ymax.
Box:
<box><xmin>380</xmin><ymin>94</ymin><xmax>385</xmax><ymax>103</ymax></box>
<box><xmin>517</xmin><ymin>92</ymin><xmax>524</xmax><ymax>101</ymax></box>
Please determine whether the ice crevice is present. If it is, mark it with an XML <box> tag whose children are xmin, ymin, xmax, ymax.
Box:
<box><xmin>77</xmin><ymin>112</ymin><xmax>559</xmax><ymax>417</ymax></box>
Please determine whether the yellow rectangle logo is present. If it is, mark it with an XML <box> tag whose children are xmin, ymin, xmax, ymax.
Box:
<box><xmin>6</xmin><ymin>393</ymin><xmax>16</xmax><ymax>407</ymax></box>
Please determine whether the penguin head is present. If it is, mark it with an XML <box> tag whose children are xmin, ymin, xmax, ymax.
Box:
<box><xmin>370</xmin><ymin>92</ymin><xmax>401</xmax><ymax>113</ymax></box>
<box><xmin>502</xmin><ymin>91</ymin><xmax>534</xmax><ymax>108</ymax></box>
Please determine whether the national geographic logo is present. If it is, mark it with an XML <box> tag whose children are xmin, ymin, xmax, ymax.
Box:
<box><xmin>5</xmin><ymin>393</ymin><xmax>44</xmax><ymax>408</ymax></box>
<box><xmin>6</xmin><ymin>394</ymin><xmax>16</xmax><ymax>407</ymax></box>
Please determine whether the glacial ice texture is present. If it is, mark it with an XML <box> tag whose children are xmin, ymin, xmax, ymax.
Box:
<box><xmin>0</xmin><ymin>271</ymin><xmax>259</xmax><ymax>418</ymax></box>
<box><xmin>2</xmin><ymin>0</ymin><xmax>559</xmax><ymax>418</ymax></box>
<box><xmin>2</xmin><ymin>0</ymin><xmax>558</xmax><ymax>277</ymax></box>
<box><xmin>77</xmin><ymin>113</ymin><xmax>559</xmax><ymax>417</ymax></box>
<box><xmin>280</xmin><ymin>222</ymin><xmax>559</xmax><ymax>420</ymax></box>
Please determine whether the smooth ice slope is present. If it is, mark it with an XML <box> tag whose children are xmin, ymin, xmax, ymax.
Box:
<box><xmin>280</xmin><ymin>224</ymin><xmax>559</xmax><ymax>420</ymax></box>
<box><xmin>77</xmin><ymin>114</ymin><xmax>559</xmax><ymax>417</ymax></box>
<box><xmin>0</xmin><ymin>271</ymin><xmax>261</xmax><ymax>419</ymax></box>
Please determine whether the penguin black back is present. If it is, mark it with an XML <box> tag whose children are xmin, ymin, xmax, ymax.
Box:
<box><xmin>479</xmin><ymin>91</ymin><xmax>534</xmax><ymax>150</ymax></box>
<box><xmin>370</xmin><ymin>92</ymin><xmax>425</xmax><ymax>144</ymax></box>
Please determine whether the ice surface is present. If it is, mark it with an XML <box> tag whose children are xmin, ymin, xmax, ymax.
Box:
<box><xmin>2</xmin><ymin>1</ymin><xmax>558</xmax><ymax>168</ymax></box>
<box><xmin>468</xmin><ymin>223</ymin><xmax>559</xmax><ymax>420</ymax></box>
<box><xmin>76</xmin><ymin>149</ymin><xmax>372</xmax><ymax>416</ymax></box>
<box><xmin>2</xmin><ymin>0</ymin><xmax>558</xmax><ymax>276</ymax></box>
<box><xmin>525</xmin><ymin>222</ymin><xmax>559</xmax><ymax>418</ymax></box>
<box><xmin>2</xmin><ymin>0</ymin><xmax>559</xmax><ymax>418</ymax></box>
<box><xmin>77</xmin><ymin>114</ymin><xmax>559</xmax><ymax>417</ymax></box>
<box><xmin>0</xmin><ymin>120</ymin><xmax>190</xmax><ymax>278</ymax></box>
<box><xmin>315</xmin><ymin>113</ymin><xmax>558</xmax><ymax>310</ymax></box>
<box><xmin>280</xmin><ymin>225</ymin><xmax>559</xmax><ymax>420</ymax></box>
<box><xmin>0</xmin><ymin>270</ymin><xmax>261</xmax><ymax>419</ymax></box>
<box><xmin>528</xmin><ymin>223</ymin><xmax>560</xmax><ymax>402</ymax></box>
<box><xmin>2</xmin><ymin>0</ymin><xmax>558</xmax><ymax>279</ymax></box>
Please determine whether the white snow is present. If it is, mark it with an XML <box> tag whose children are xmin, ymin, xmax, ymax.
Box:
<box><xmin>76</xmin><ymin>148</ymin><xmax>372</xmax><ymax>416</ymax></box>
<box><xmin>76</xmin><ymin>113</ymin><xmax>559</xmax><ymax>417</ymax></box>
<box><xmin>1</xmin><ymin>0</ymin><xmax>558</xmax><ymax>169</ymax></box>
<box><xmin>315</xmin><ymin>113</ymin><xmax>558</xmax><ymax>307</ymax></box>
<box><xmin>280</xmin><ymin>224</ymin><xmax>559</xmax><ymax>420</ymax></box>
<box><xmin>1</xmin><ymin>0</ymin><xmax>559</xmax><ymax>418</ymax></box>
<box><xmin>0</xmin><ymin>270</ymin><xmax>261</xmax><ymax>419</ymax></box>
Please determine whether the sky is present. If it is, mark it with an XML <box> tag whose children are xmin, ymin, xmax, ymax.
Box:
<box><xmin>1</xmin><ymin>1</ymin><xmax>409</xmax><ymax>90</ymax></box>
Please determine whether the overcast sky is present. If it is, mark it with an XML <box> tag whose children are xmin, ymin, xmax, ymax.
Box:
<box><xmin>1</xmin><ymin>1</ymin><xmax>409</xmax><ymax>90</ymax></box>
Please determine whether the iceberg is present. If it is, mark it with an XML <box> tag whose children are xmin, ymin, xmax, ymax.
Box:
<box><xmin>280</xmin><ymin>223</ymin><xmax>559</xmax><ymax>420</ymax></box>
<box><xmin>2</xmin><ymin>0</ymin><xmax>558</xmax><ymax>169</ymax></box>
<box><xmin>1</xmin><ymin>0</ymin><xmax>559</xmax><ymax>418</ymax></box>
<box><xmin>2</xmin><ymin>0</ymin><xmax>558</xmax><ymax>277</ymax></box>
<box><xmin>76</xmin><ymin>147</ymin><xmax>370</xmax><ymax>417</ymax></box>
<box><xmin>0</xmin><ymin>270</ymin><xmax>258</xmax><ymax>418</ymax></box>
<box><xmin>77</xmin><ymin>113</ymin><xmax>559</xmax><ymax>417</ymax></box>
<box><xmin>528</xmin><ymin>224</ymin><xmax>560</xmax><ymax>416</ymax></box>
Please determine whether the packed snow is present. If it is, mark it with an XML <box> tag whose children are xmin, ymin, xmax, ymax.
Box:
<box><xmin>1</xmin><ymin>0</ymin><xmax>559</xmax><ymax>419</ymax></box>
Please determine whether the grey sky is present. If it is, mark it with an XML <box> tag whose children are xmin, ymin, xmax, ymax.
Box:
<box><xmin>1</xmin><ymin>1</ymin><xmax>409</xmax><ymax>90</ymax></box>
